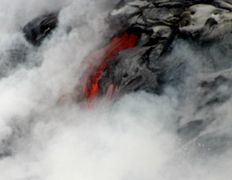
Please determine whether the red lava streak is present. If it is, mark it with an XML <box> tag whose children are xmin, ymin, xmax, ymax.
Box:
<box><xmin>84</xmin><ymin>32</ymin><xmax>138</xmax><ymax>100</ymax></box>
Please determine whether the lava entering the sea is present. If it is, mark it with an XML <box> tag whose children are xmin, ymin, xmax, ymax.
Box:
<box><xmin>84</xmin><ymin>32</ymin><xmax>138</xmax><ymax>101</ymax></box>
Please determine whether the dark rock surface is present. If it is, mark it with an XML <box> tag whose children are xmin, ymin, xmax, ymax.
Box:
<box><xmin>100</xmin><ymin>1</ymin><xmax>232</xmax><ymax>97</ymax></box>
<box><xmin>23</xmin><ymin>12</ymin><xmax>58</xmax><ymax>46</ymax></box>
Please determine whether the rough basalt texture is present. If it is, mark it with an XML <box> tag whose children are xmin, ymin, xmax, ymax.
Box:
<box><xmin>99</xmin><ymin>1</ymin><xmax>232</xmax><ymax>96</ymax></box>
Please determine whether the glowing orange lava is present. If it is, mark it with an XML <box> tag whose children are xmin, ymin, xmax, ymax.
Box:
<box><xmin>84</xmin><ymin>32</ymin><xmax>138</xmax><ymax>100</ymax></box>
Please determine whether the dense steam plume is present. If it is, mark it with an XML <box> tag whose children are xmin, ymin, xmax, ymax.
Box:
<box><xmin>0</xmin><ymin>0</ymin><xmax>231</xmax><ymax>180</ymax></box>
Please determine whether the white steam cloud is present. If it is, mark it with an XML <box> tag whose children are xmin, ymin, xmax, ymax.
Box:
<box><xmin>0</xmin><ymin>0</ymin><xmax>231</xmax><ymax>180</ymax></box>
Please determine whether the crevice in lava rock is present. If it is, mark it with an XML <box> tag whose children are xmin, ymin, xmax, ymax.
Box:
<box><xmin>84</xmin><ymin>30</ymin><xmax>138</xmax><ymax>101</ymax></box>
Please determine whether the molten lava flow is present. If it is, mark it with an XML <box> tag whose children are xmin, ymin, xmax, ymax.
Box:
<box><xmin>84</xmin><ymin>32</ymin><xmax>138</xmax><ymax>100</ymax></box>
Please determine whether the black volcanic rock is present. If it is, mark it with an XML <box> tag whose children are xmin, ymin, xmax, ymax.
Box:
<box><xmin>99</xmin><ymin>47</ymin><xmax>163</xmax><ymax>95</ymax></box>
<box><xmin>23</xmin><ymin>12</ymin><xmax>58</xmax><ymax>46</ymax></box>
<box><xmin>99</xmin><ymin>1</ymin><xmax>232</xmax><ymax>96</ymax></box>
